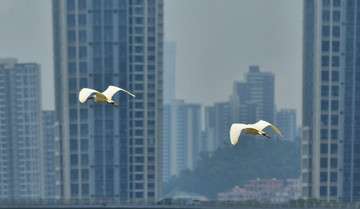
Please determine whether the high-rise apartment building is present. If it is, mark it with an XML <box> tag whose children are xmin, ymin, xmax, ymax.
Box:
<box><xmin>230</xmin><ymin>66</ymin><xmax>275</xmax><ymax>125</ymax></box>
<box><xmin>302</xmin><ymin>0</ymin><xmax>360</xmax><ymax>202</ymax></box>
<box><xmin>163</xmin><ymin>41</ymin><xmax>176</xmax><ymax>105</ymax></box>
<box><xmin>276</xmin><ymin>109</ymin><xmax>297</xmax><ymax>141</ymax></box>
<box><xmin>42</xmin><ymin>111</ymin><xmax>56</xmax><ymax>198</ymax></box>
<box><xmin>162</xmin><ymin>100</ymin><xmax>201</xmax><ymax>181</ymax></box>
<box><xmin>52</xmin><ymin>0</ymin><xmax>163</xmax><ymax>200</ymax></box>
<box><xmin>0</xmin><ymin>58</ymin><xmax>42</xmax><ymax>198</ymax></box>
<box><xmin>204</xmin><ymin>102</ymin><xmax>231</xmax><ymax>149</ymax></box>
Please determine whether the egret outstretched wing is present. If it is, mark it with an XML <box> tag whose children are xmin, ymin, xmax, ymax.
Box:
<box><xmin>79</xmin><ymin>88</ymin><xmax>100</xmax><ymax>103</ymax></box>
<box><xmin>230</xmin><ymin>124</ymin><xmax>250</xmax><ymax>145</ymax></box>
<box><xmin>102</xmin><ymin>85</ymin><xmax>135</xmax><ymax>100</ymax></box>
<box><xmin>253</xmin><ymin>120</ymin><xmax>282</xmax><ymax>136</ymax></box>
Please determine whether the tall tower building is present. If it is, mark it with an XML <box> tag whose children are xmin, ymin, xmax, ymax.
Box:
<box><xmin>275</xmin><ymin>109</ymin><xmax>296</xmax><ymax>141</ymax></box>
<box><xmin>162</xmin><ymin>100</ymin><xmax>201</xmax><ymax>181</ymax></box>
<box><xmin>163</xmin><ymin>41</ymin><xmax>176</xmax><ymax>105</ymax></box>
<box><xmin>244</xmin><ymin>66</ymin><xmax>275</xmax><ymax>124</ymax></box>
<box><xmin>52</xmin><ymin>0</ymin><xmax>163</xmax><ymax>200</ymax></box>
<box><xmin>302</xmin><ymin>0</ymin><xmax>360</xmax><ymax>202</ymax></box>
<box><xmin>0</xmin><ymin>58</ymin><xmax>42</xmax><ymax>198</ymax></box>
<box><xmin>42</xmin><ymin>110</ymin><xmax>56</xmax><ymax>198</ymax></box>
<box><xmin>230</xmin><ymin>66</ymin><xmax>275</xmax><ymax>124</ymax></box>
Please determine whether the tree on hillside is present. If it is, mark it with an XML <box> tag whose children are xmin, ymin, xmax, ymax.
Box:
<box><xmin>163</xmin><ymin>136</ymin><xmax>300</xmax><ymax>199</ymax></box>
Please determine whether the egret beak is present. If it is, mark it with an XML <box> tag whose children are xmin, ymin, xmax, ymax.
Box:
<box><xmin>113</xmin><ymin>103</ymin><xmax>119</xmax><ymax>107</ymax></box>
<box><xmin>262</xmin><ymin>133</ymin><xmax>271</xmax><ymax>138</ymax></box>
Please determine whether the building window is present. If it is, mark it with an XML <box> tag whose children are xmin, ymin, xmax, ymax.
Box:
<box><xmin>322</xmin><ymin>10</ymin><xmax>330</xmax><ymax>22</ymax></box>
<box><xmin>331</xmin><ymin>100</ymin><xmax>338</xmax><ymax>111</ymax></box>
<box><xmin>67</xmin><ymin>0</ymin><xmax>75</xmax><ymax>10</ymax></box>
<box><xmin>333</xmin><ymin>26</ymin><xmax>340</xmax><ymax>37</ymax></box>
<box><xmin>320</xmin><ymin>172</ymin><xmax>327</xmax><ymax>182</ymax></box>
<box><xmin>67</xmin><ymin>14</ymin><xmax>75</xmax><ymax>26</ymax></box>
<box><xmin>322</xmin><ymin>25</ymin><xmax>330</xmax><ymax>37</ymax></box>
<box><xmin>135</xmin><ymin>17</ymin><xmax>143</xmax><ymax>24</ymax></box>
<box><xmin>321</xmin><ymin>85</ymin><xmax>329</xmax><ymax>97</ymax></box>
<box><xmin>323</xmin><ymin>0</ymin><xmax>330</xmax><ymax>7</ymax></box>
<box><xmin>81</xmin><ymin>154</ymin><xmax>89</xmax><ymax>166</ymax></box>
<box><xmin>331</xmin><ymin>158</ymin><xmax>338</xmax><ymax>168</ymax></box>
<box><xmin>79</xmin><ymin>30</ymin><xmax>87</xmax><ymax>43</ymax></box>
<box><xmin>68</xmin><ymin>47</ymin><xmax>76</xmax><ymax>59</ymax></box>
<box><xmin>321</xmin><ymin>70</ymin><xmax>329</xmax><ymax>81</ymax></box>
<box><xmin>331</xmin><ymin>129</ymin><xmax>338</xmax><ymax>139</ymax></box>
<box><xmin>70</xmin><ymin>139</ymin><xmax>78</xmax><ymax>151</ymax></box>
<box><xmin>333</xmin><ymin>0</ymin><xmax>340</xmax><ymax>6</ymax></box>
<box><xmin>79</xmin><ymin>47</ymin><xmax>87</xmax><ymax>58</ymax></box>
<box><xmin>321</xmin><ymin>100</ymin><xmax>328</xmax><ymax>110</ymax></box>
<box><xmin>70</xmin><ymin>124</ymin><xmax>78</xmax><ymax>136</ymax></box>
<box><xmin>135</xmin><ymin>192</ymin><xmax>143</xmax><ymax>198</ymax></box>
<box><xmin>321</xmin><ymin>158</ymin><xmax>328</xmax><ymax>168</ymax></box>
<box><xmin>320</xmin><ymin>186</ymin><xmax>327</xmax><ymax>196</ymax></box>
<box><xmin>81</xmin><ymin>169</ymin><xmax>89</xmax><ymax>180</ymax></box>
<box><xmin>321</xmin><ymin>144</ymin><xmax>328</xmax><ymax>154</ymax></box>
<box><xmin>71</xmin><ymin>169</ymin><xmax>78</xmax><ymax>180</ymax></box>
<box><xmin>330</xmin><ymin>172</ymin><xmax>337</xmax><ymax>182</ymax></box>
<box><xmin>331</xmin><ymin>115</ymin><xmax>338</xmax><ymax>125</ymax></box>
<box><xmin>78</xmin><ymin>0</ymin><xmax>86</xmax><ymax>10</ymax></box>
<box><xmin>81</xmin><ymin>139</ymin><xmax>88</xmax><ymax>151</ymax></box>
<box><xmin>70</xmin><ymin>154</ymin><xmax>78</xmax><ymax>166</ymax></box>
<box><xmin>322</xmin><ymin>41</ymin><xmax>329</xmax><ymax>52</ymax></box>
<box><xmin>332</xmin><ymin>86</ymin><xmax>339</xmax><ymax>96</ymax></box>
<box><xmin>71</xmin><ymin>184</ymin><xmax>79</xmax><ymax>195</ymax></box>
<box><xmin>332</xmin><ymin>41</ymin><xmax>340</xmax><ymax>52</ymax></box>
<box><xmin>322</xmin><ymin>56</ymin><xmax>329</xmax><ymax>67</ymax></box>
<box><xmin>82</xmin><ymin>184</ymin><xmax>89</xmax><ymax>195</ymax></box>
<box><xmin>68</xmin><ymin>30</ymin><xmax>76</xmax><ymax>43</ymax></box>
<box><xmin>331</xmin><ymin>144</ymin><xmax>338</xmax><ymax>154</ymax></box>
<box><xmin>332</xmin><ymin>56</ymin><xmax>339</xmax><ymax>67</ymax></box>
<box><xmin>332</xmin><ymin>71</ymin><xmax>339</xmax><ymax>81</ymax></box>
<box><xmin>78</xmin><ymin>14</ymin><xmax>86</xmax><ymax>26</ymax></box>
<box><xmin>333</xmin><ymin>11</ymin><xmax>340</xmax><ymax>22</ymax></box>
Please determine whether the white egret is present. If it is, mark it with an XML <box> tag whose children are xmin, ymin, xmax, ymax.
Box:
<box><xmin>79</xmin><ymin>85</ymin><xmax>135</xmax><ymax>107</ymax></box>
<box><xmin>230</xmin><ymin>120</ymin><xmax>282</xmax><ymax>145</ymax></box>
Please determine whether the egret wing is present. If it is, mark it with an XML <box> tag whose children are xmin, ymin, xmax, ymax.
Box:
<box><xmin>253</xmin><ymin>120</ymin><xmax>282</xmax><ymax>136</ymax></box>
<box><xmin>102</xmin><ymin>85</ymin><xmax>135</xmax><ymax>100</ymax></box>
<box><xmin>230</xmin><ymin>124</ymin><xmax>250</xmax><ymax>145</ymax></box>
<box><xmin>79</xmin><ymin>88</ymin><xmax>100</xmax><ymax>103</ymax></box>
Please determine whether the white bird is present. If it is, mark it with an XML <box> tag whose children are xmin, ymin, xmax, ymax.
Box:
<box><xmin>230</xmin><ymin>120</ymin><xmax>282</xmax><ymax>145</ymax></box>
<box><xmin>79</xmin><ymin>85</ymin><xmax>135</xmax><ymax>107</ymax></box>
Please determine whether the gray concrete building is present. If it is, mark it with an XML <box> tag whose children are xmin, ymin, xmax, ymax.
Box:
<box><xmin>52</xmin><ymin>0</ymin><xmax>163</xmax><ymax>200</ymax></box>
<box><xmin>163</xmin><ymin>41</ymin><xmax>176</xmax><ymax>105</ymax></box>
<box><xmin>162</xmin><ymin>100</ymin><xmax>201</xmax><ymax>181</ymax></box>
<box><xmin>302</xmin><ymin>0</ymin><xmax>360</xmax><ymax>202</ymax></box>
<box><xmin>275</xmin><ymin>109</ymin><xmax>297</xmax><ymax>141</ymax></box>
<box><xmin>0</xmin><ymin>58</ymin><xmax>42</xmax><ymax>198</ymax></box>
<box><xmin>42</xmin><ymin>110</ymin><xmax>56</xmax><ymax>198</ymax></box>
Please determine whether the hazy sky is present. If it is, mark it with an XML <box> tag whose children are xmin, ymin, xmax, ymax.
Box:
<box><xmin>0</xmin><ymin>0</ymin><xmax>302</xmax><ymax>122</ymax></box>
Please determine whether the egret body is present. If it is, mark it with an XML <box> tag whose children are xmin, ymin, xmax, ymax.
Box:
<box><xmin>230</xmin><ymin>120</ymin><xmax>282</xmax><ymax>145</ymax></box>
<box><xmin>79</xmin><ymin>85</ymin><xmax>135</xmax><ymax>107</ymax></box>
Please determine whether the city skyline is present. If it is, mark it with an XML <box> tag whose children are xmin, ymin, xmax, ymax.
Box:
<box><xmin>0</xmin><ymin>0</ymin><xmax>302</xmax><ymax>125</ymax></box>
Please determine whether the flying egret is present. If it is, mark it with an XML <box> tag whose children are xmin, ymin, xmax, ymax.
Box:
<box><xmin>79</xmin><ymin>85</ymin><xmax>135</xmax><ymax>107</ymax></box>
<box><xmin>230</xmin><ymin>120</ymin><xmax>282</xmax><ymax>145</ymax></box>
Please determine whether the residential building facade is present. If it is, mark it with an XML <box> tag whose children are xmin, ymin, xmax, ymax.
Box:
<box><xmin>162</xmin><ymin>100</ymin><xmax>201</xmax><ymax>181</ymax></box>
<box><xmin>275</xmin><ymin>109</ymin><xmax>297</xmax><ymax>141</ymax></box>
<box><xmin>0</xmin><ymin>58</ymin><xmax>42</xmax><ymax>198</ymax></box>
<box><xmin>302</xmin><ymin>0</ymin><xmax>360</xmax><ymax>202</ymax></box>
<box><xmin>52</xmin><ymin>0</ymin><xmax>163</xmax><ymax>200</ymax></box>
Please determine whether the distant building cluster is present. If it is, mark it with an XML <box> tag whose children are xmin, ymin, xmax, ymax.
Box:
<box><xmin>218</xmin><ymin>178</ymin><xmax>301</xmax><ymax>202</ymax></box>
<box><xmin>203</xmin><ymin>66</ymin><xmax>298</xmax><ymax>149</ymax></box>
<box><xmin>163</xmin><ymin>65</ymin><xmax>299</xmax><ymax>182</ymax></box>
<box><xmin>0</xmin><ymin>59</ymin><xmax>55</xmax><ymax>198</ymax></box>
